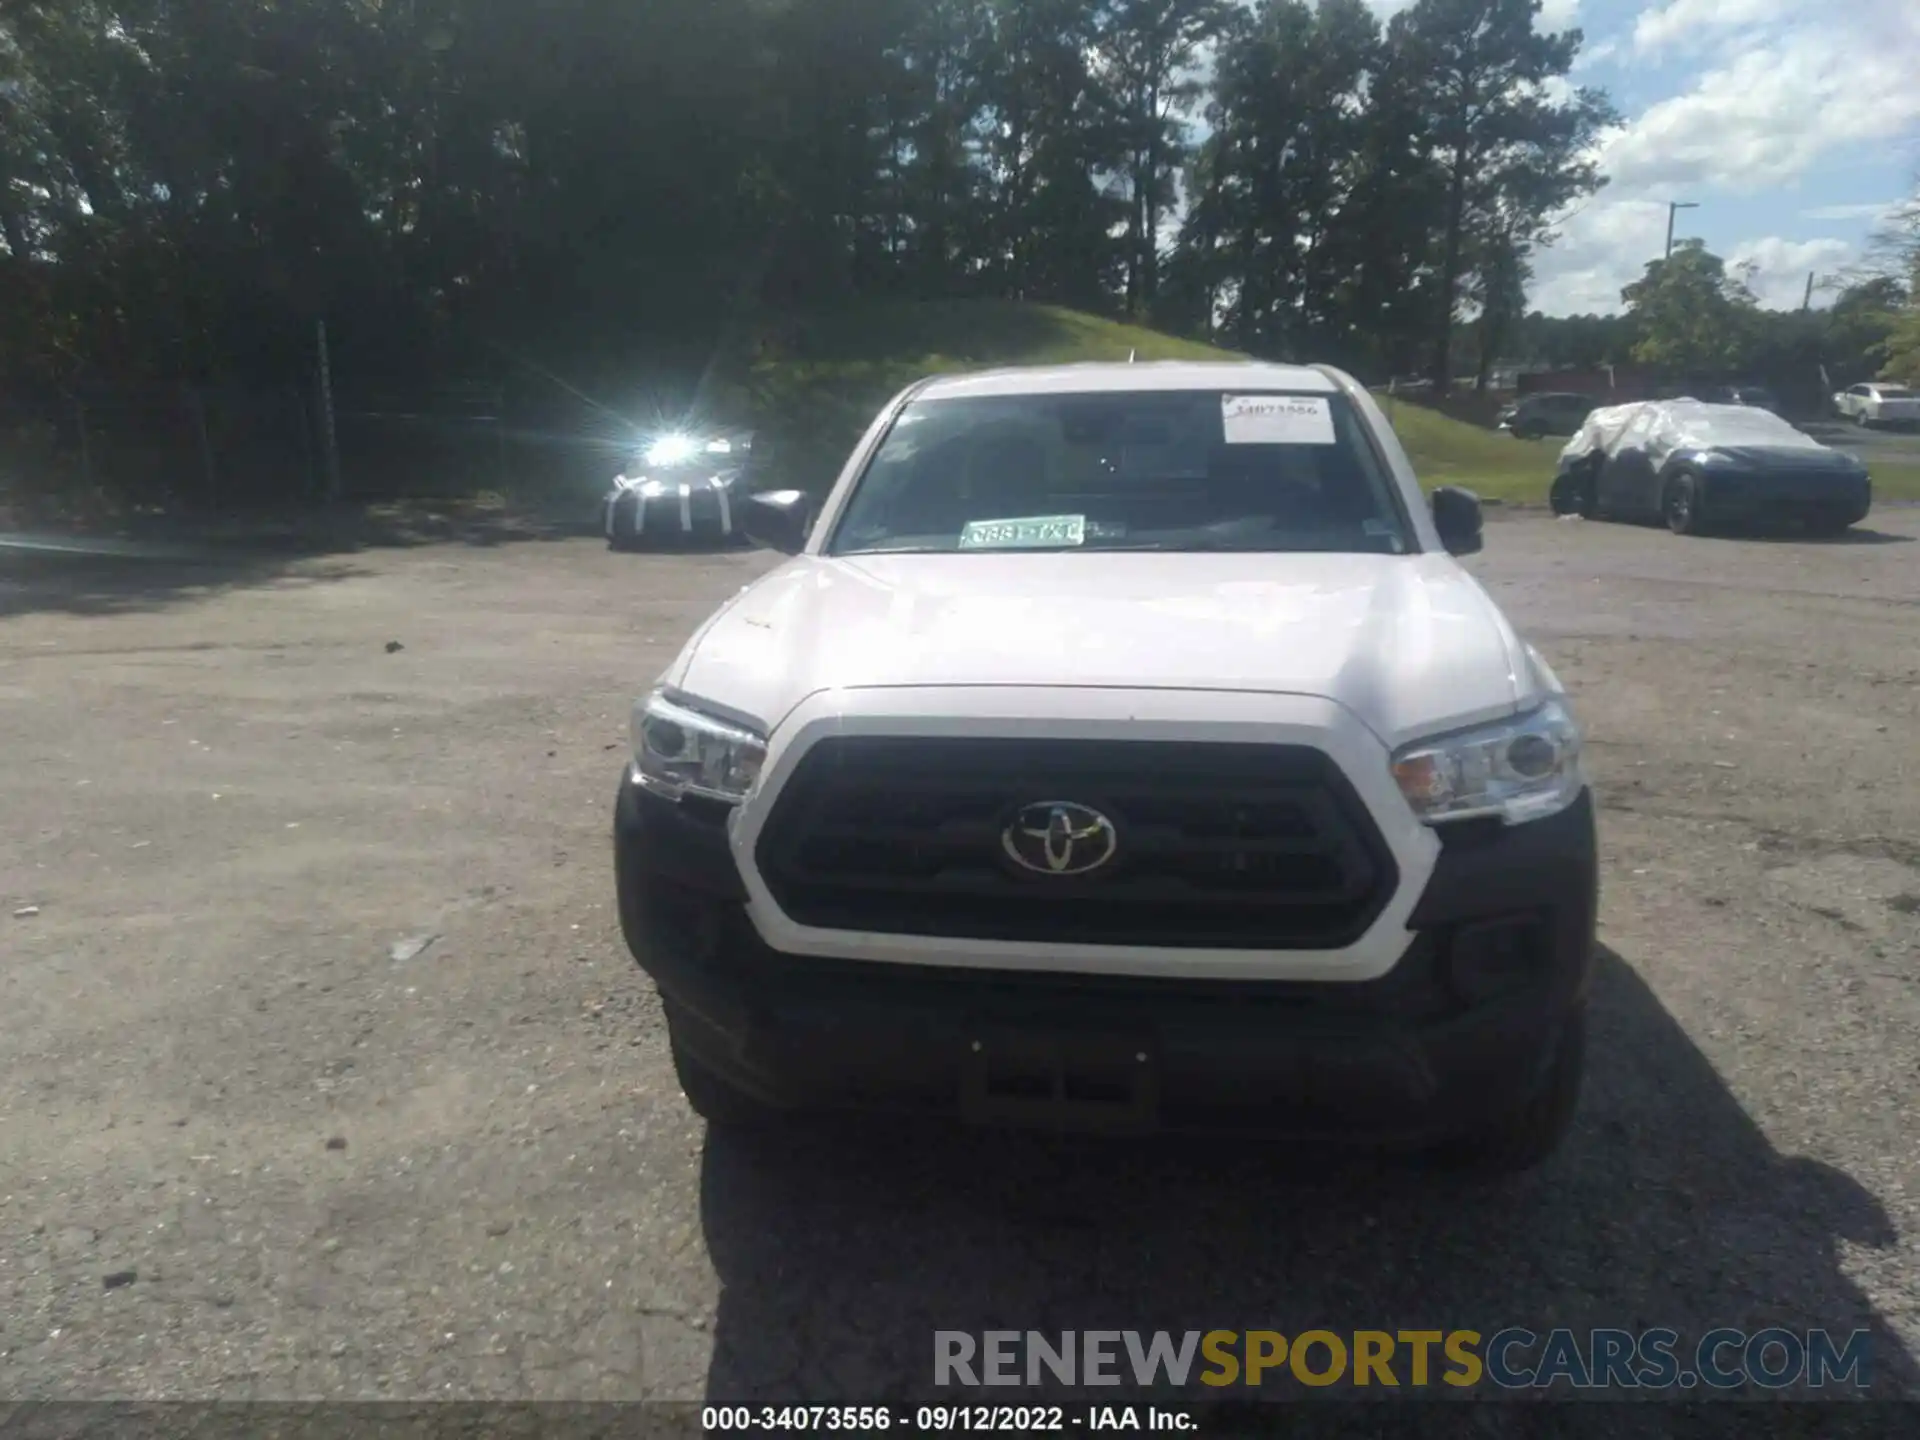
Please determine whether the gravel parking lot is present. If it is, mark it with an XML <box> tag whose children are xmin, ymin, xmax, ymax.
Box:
<box><xmin>2</xmin><ymin>509</ymin><xmax>1917</xmax><ymax>1410</ymax></box>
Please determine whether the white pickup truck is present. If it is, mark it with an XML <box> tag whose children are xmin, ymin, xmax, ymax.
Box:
<box><xmin>613</xmin><ymin>362</ymin><xmax>1597</xmax><ymax>1173</ymax></box>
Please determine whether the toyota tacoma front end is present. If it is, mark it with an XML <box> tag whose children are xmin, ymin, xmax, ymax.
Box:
<box><xmin>612</xmin><ymin>362</ymin><xmax>1598</xmax><ymax>1172</ymax></box>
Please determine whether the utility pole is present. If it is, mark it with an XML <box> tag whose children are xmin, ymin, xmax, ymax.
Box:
<box><xmin>1665</xmin><ymin>201</ymin><xmax>1700</xmax><ymax>260</ymax></box>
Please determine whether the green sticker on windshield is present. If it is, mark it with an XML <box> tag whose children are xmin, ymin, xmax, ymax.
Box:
<box><xmin>958</xmin><ymin>515</ymin><xmax>1087</xmax><ymax>550</ymax></box>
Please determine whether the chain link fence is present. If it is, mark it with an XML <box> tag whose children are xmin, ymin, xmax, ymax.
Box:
<box><xmin>0</xmin><ymin>371</ymin><xmax>612</xmax><ymax>525</ymax></box>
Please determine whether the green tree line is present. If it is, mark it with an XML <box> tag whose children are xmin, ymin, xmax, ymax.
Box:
<box><xmin>0</xmin><ymin>0</ymin><xmax>1615</xmax><ymax>397</ymax></box>
<box><xmin>1869</xmin><ymin>192</ymin><xmax>1920</xmax><ymax>386</ymax></box>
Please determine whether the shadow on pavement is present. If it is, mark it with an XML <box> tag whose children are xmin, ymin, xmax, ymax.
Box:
<box><xmin>0</xmin><ymin>501</ymin><xmax>652</xmax><ymax>619</ymax></box>
<box><xmin>695</xmin><ymin>946</ymin><xmax>1915</xmax><ymax>1413</ymax></box>
<box><xmin>1736</xmin><ymin>528</ymin><xmax>1915</xmax><ymax>547</ymax></box>
<box><xmin>0</xmin><ymin>547</ymin><xmax>381</xmax><ymax>620</ymax></box>
<box><xmin>1596</xmin><ymin>517</ymin><xmax>1915</xmax><ymax>546</ymax></box>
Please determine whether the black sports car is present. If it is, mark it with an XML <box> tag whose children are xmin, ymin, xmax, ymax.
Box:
<box><xmin>1497</xmin><ymin>391</ymin><xmax>1597</xmax><ymax>439</ymax></box>
<box><xmin>1549</xmin><ymin>400</ymin><xmax>1872</xmax><ymax>537</ymax></box>
<box><xmin>603</xmin><ymin>430</ymin><xmax>757</xmax><ymax>550</ymax></box>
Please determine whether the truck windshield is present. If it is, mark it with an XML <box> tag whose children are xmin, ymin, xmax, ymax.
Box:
<box><xmin>827</xmin><ymin>389</ymin><xmax>1413</xmax><ymax>556</ymax></box>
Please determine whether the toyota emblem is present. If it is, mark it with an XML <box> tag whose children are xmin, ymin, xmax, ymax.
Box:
<box><xmin>1002</xmin><ymin>802</ymin><xmax>1120</xmax><ymax>876</ymax></box>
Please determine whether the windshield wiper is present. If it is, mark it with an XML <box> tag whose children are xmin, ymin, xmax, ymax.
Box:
<box><xmin>1087</xmin><ymin>536</ymin><xmax>1402</xmax><ymax>554</ymax></box>
<box><xmin>843</xmin><ymin>536</ymin><xmax>1400</xmax><ymax>556</ymax></box>
<box><xmin>1084</xmin><ymin>537</ymin><xmax>1245</xmax><ymax>551</ymax></box>
<box><xmin>1085</xmin><ymin>533</ymin><xmax>1307</xmax><ymax>551</ymax></box>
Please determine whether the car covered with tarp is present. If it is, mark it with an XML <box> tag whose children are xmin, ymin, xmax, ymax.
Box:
<box><xmin>1549</xmin><ymin>400</ymin><xmax>1872</xmax><ymax>536</ymax></box>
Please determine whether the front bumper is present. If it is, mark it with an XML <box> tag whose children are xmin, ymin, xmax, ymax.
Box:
<box><xmin>612</xmin><ymin>774</ymin><xmax>1599</xmax><ymax>1141</ymax></box>
<box><xmin>1697</xmin><ymin>470</ymin><xmax>1871</xmax><ymax>525</ymax></box>
<box><xmin>605</xmin><ymin>475</ymin><xmax>738</xmax><ymax>542</ymax></box>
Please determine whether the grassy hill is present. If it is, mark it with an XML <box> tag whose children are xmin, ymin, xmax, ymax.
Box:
<box><xmin>736</xmin><ymin>301</ymin><xmax>1919</xmax><ymax>504</ymax></box>
<box><xmin>740</xmin><ymin>301</ymin><xmax>1232</xmax><ymax>493</ymax></box>
<box><xmin>1374</xmin><ymin>396</ymin><xmax>1560</xmax><ymax>499</ymax></box>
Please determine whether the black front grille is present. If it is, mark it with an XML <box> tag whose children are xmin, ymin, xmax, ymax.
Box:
<box><xmin>755</xmin><ymin>737</ymin><xmax>1398</xmax><ymax>949</ymax></box>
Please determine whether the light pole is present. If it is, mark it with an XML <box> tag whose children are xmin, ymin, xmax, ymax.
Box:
<box><xmin>1665</xmin><ymin>201</ymin><xmax>1700</xmax><ymax>260</ymax></box>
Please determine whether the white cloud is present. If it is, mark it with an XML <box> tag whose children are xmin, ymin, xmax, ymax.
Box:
<box><xmin>1600</xmin><ymin>14</ymin><xmax>1920</xmax><ymax>193</ymax></box>
<box><xmin>1531</xmin><ymin>207</ymin><xmax>1870</xmax><ymax>316</ymax></box>
<box><xmin>1574</xmin><ymin>36</ymin><xmax>1619</xmax><ymax>70</ymax></box>
<box><xmin>1529</xmin><ymin>206</ymin><xmax>1849</xmax><ymax>313</ymax></box>
<box><xmin>1530</xmin><ymin>3</ymin><xmax>1920</xmax><ymax>313</ymax></box>
<box><xmin>1800</xmin><ymin>202</ymin><xmax>1898</xmax><ymax>223</ymax></box>
<box><xmin>1632</xmin><ymin>0</ymin><xmax>1792</xmax><ymax>54</ymax></box>
<box><xmin>1725</xmin><ymin>236</ymin><xmax>1857</xmax><ymax>308</ymax></box>
<box><xmin>1531</xmin><ymin>199</ymin><xmax>1673</xmax><ymax>314</ymax></box>
<box><xmin>1365</xmin><ymin>0</ymin><xmax>1579</xmax><ymax>29</ymax></box>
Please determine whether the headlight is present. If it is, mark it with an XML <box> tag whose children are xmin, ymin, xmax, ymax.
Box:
<box><xmin>644</xmin><ymin>433</ymin><xmax>700</xmax><ymax>468</ymax></box>
<box><xmin>1390</xmin><ymin>699</ymin><xmax>1584</xmax><ymax>826</ymax></box>
<box><xmin>630</xmin><ymin>692</ymin><xmax>766</xmax><ymax>803</ymax></box>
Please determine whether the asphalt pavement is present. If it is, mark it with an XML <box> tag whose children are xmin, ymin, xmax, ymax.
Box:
<box><xmin>2</xmin><ymin>512</ymin><xmax>1916</xmax><ymax>1414</ymax></box>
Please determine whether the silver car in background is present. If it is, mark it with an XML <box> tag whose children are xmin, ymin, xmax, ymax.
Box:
<box><xmin>1833</xmin><ymin>382</ymin><xmax>1920</xmax><ymax>430</ymax></box>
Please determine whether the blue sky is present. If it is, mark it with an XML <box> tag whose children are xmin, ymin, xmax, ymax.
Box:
<box><xmin>1370</xmin><ymin>0</ymin><xmax>1920</xmax><ymax>314</ymax></box>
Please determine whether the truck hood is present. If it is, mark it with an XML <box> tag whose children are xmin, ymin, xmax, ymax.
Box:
<box><xmin>667</xmin><ymin>551</ymin><xmax>1534</xmax><ymax>748</ymax></box>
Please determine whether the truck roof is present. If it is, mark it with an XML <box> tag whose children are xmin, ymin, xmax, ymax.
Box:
<box><xmin>915</xmin><ymin>360</ymin><xmax>1341</xmax><ymax>402</ymax></box>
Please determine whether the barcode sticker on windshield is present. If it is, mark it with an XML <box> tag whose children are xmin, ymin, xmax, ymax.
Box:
<box><xmin>958</xmin><ymin>515</ymin><xmax>1087</xmax><ymax>550</ymax></box>
<box><xmin>1222</xmin><ymin>395</ymin><xmax>1336</xmax><ymax>446</ymax></box>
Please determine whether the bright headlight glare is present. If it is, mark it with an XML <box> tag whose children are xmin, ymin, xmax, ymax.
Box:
<box><xmin>631</xmin><ymin>692</ymin><xmax>765</xmax><ymax>803</ymax></box>
<box><xmin>644</xmin><ymin>433</ymin><xmax>700</xmax><ymax>468</ymax></box>
<box><xmin>1391</xmin><ymin>699</ymin><xmax>1584</xmax><ymax>826</ymax></box>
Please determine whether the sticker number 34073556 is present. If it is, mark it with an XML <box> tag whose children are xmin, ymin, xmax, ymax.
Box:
<box><xmin>1221</xmin><ymin>394</ymin><xmax>1337</xmax><ymax>446</ymax></box>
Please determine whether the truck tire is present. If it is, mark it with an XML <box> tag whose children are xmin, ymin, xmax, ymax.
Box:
<box><xmin>1438</xmin><ymin>1009</ymin><xmax>1585</xmax><ymax>1177</ymax></box>
<box><xmin>666</xmin><ymin>1009</ymin><xmax>783</xmax><ymax>1129</ymax></box>
<box><xmin>607</xmin><ymin>492</ymin><xmax>644</xmax><ymax>552</ymax></box>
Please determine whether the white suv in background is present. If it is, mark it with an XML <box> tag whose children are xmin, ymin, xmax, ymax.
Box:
<box><xmin>1834</xmin><ymin>381</ymin><xmax>1920</xmax><ymax>429</ymax></box>
<box><xmin>612</xmin><ymin>362</ymin><xmax>1598</xmax><ymax>1174</ymax></box>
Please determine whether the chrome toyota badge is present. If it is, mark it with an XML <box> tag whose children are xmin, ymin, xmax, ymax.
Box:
<box><xmin>1002</xmin><ymin>802</ymin><xmax>1120</xmax><ymax>876</ymax></box>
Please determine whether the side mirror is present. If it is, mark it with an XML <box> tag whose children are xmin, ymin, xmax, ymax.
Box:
<box><xmin>741</xmin><ymin>489</ymin><xmax>813</xmax><ymax>555</ymax></box>
<box><xmin>1431</xmin><ymin>485</ymin><xmax>1483</xmax><ymax>556</ymax></box>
